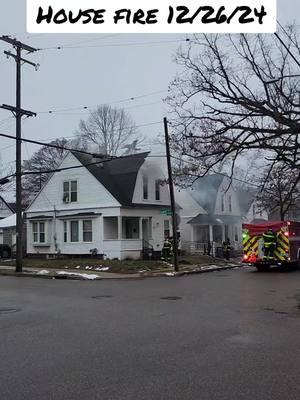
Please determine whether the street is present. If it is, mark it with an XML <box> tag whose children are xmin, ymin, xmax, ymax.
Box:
<box><xmin>1</xmin><ymin>267</ymin><xmax>300</xmax><ymax>400</ymax></box>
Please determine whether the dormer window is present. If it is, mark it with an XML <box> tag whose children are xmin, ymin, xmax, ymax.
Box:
<box><xmin>63</xmin><ymin>180</ymin><xmax>77</xmax><ymax>203</ymax></box>
<box><xmin>221</xmin><ymin>195</ymin><xmax>225</xmax><ymax>212</ymax></box>
<box><xmin>155</xmin><ymin>180</ymin><xmax>161</xmax><ymax>201</ymax></box>
<box><xmin>143</xmin><ymin>176</ymin><xmax>148</xmax><ymax>200</ymax></box>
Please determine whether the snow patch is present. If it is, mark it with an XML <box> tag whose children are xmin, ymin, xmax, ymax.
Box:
<box><xmin>57</xmin><ymin>271</ymin><xmax>100</xmax><ymax>280</ymax></box>
<box><xmin>37</xmin><ymin>270</ymin><xmax>50</xmax><ymax>275</ymax></box>
<box><xmin>95</xmin><ymin>267</ymin><xmax>109</xmax><ymax>272</ymax></box>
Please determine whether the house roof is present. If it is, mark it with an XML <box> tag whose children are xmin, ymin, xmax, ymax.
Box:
<box><xmin>0</xmin><ymin>196</ymin><xmax>15</xmax><ymax>213</ymax></box>
<box><xmin>188</xmin><ymin>213</ymin><xmax>241</xmax><ymax>226</ymax></box>
<box><xmin>71</xmin><ymin>151</ymin><xmax>149</xmax><ymax>206</ymax></box>
<box><xmin>0</xmin><ymin>213</ymin><xmax>16</xmax><ymax>228</ymax></box>
<box><xmin>188</xmin><ymin>174</ymin><xmax>224</xmax><ymax>214</ymax></box>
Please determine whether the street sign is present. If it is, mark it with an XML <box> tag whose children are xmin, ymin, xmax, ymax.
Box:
<box><xmin>160</xmin><ymin>208</ymin><xmax>172</xmax><ymax>216</ymax></box>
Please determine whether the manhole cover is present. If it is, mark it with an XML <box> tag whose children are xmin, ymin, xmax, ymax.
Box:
<box><xmin>92</xmin><ymin>295</ymin><xmax>112</xmax><ymax>299</ymax></box>
<box><xmin>160</xmin><ymin>296</ymin><xmax>182</xmax><ymax>301</ymax></box>
<box><xmin>0</xmin><ymin>308</ymin><xmax>20</xmax><ymax>315</ymax></box>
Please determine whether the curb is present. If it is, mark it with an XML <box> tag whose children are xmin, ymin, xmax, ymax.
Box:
<box><xmin>0</xmin><ymin>264</ymin><xmax>242</xmax><ymax>281</ymax></box>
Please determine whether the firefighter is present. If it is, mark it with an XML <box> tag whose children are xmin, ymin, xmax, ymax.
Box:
<box><xmin>262</xmin><ymin>228</ymin><xmax>277</xmax><ymax>260</ymax></box>
<box><xmin>222</xmin><ymin>238</ymin><xmax>231</xmax><ymax>260</ymax></box>
<box><xmin>162</xmin><ymin>236</ymin><xmax>173</xmax><ymax>262</ymax></box>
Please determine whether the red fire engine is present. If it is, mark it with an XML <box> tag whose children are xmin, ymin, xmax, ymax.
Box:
<box><xmin>242</xmin><ymin>221</ymin><xmax>300</xmax><ymax>271</ymax></box>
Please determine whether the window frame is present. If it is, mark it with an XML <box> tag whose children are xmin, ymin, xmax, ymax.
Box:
<box><xmin>143</xmin><ymin>175</ymin><xmax>148</xmax><ymax>200</ymax></box>
<box><xmin>83</xmin><ymin>220</ymin><xmax>93</xmax><ymax>243</ymax></box>
<box><xmin>228</xmin><ymin>195</ymin><xmax>232</xmax><ymax>213</ymax></box>
<box><xmin>32</xmin><ymin>221</ymin><xmax>46</xmax><ymax>244</ymax></box>
<box><xmin>70</xmin><ymin>220</ymin><xmax>79</xmax><ymax>243</ymax></box>
<box><xmin>63</xmin><ymin>180</ymin><xmax>78</xmax><ymax>203</ymax></box>
<box><xmin>155</xmin><ymin>180</ymin><xmax>161</xmax><ymax>201</ymax></box>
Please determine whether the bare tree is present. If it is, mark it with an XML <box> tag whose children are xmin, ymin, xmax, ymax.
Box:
<box><xmin>167</xmin><ymin>27</ymin><xmax>300</xmax><ymax>180</ymax></box>
<box><xmin>256</xmin><ymin>164</ymin><xmax>300</xmax><ymax>221</ymax></box>
<box><xmin>77</xmin><ymin>104</ymin><xmax>140</xmax><ymax>156</ymax></box>
<box><xmin>22</xmin><ymin>138</ymin><xmax>78</xmax><ymax>203</ymax></box>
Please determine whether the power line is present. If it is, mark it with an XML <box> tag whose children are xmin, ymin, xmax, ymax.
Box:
<box><xmin>37</xmin><ymin>89</ymin><xmax>167</xmax><ymax>114</ymax></box>
<box><xmin>37</xmin><ymin>38</ymin><xmax>188</xmax><ymax>51</ymax></box>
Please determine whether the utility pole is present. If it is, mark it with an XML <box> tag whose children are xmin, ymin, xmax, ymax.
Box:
<box><xmin>163</xmin><ymin>117</ymin><xmax>179</xmax><ymax>272</ymax></box>
<box><xmin>0</xmin><ymin>36</ymin><xmax>38</xmax><ymax>273</ymax></box>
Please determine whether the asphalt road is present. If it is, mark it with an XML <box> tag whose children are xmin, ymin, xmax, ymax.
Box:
<box><xmin>1</xmin><ymin>267</ymin><xmax>300</xmax><ymax>400</ymax></box>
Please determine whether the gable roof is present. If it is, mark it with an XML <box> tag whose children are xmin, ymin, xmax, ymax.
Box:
<box><xmin>188</xmin><ymin>174</ymin><xmax>224</xmax><ymax>214</ymax></box>
<box><xmin>0</xmin><ymin>195</ymin><xmax>15</xmax><ymax>213</ymax></box>
<box><xmin>71</xmin><ymin>151</ymin><xmax>149</xmax><ymax>206</ymax></box>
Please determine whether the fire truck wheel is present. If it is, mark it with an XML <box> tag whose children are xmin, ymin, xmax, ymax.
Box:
<box><xmin>255</xmin><ymin>264</ymin><xmax>270</xmax><ymax>272</ymax></box>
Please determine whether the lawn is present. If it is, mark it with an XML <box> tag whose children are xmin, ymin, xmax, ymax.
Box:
<box><xmin>0</xmin><ymin>254</ymin><xmax>229</xmax><ymax>274</ymax></box>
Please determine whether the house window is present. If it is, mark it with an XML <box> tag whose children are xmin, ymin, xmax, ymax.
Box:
<box><xmin>155</xmin><ymin>180</ymin><xmax>161</xmax><ymax>201</ymax></box>
<box><xmin>253</xmin><ymin>205</ymin><xmax>256</xmax><ymax>217</ymax></box>
<box><xmin>234</xmin><ymin>226</ymin><xmax>238</xmax><ymax>242</ymax></box>
<box><xmin>70</xmin><ymin>221</ymin><xmax>79</xmax><ymax>242</ymax></box>
<box><xmin>221</xmin><ymin>195</ymin><xmax>225</xmax><ymax>212</ymax></box>
<box><xmin>83</xmin><ymin>220</ymin><xmax>93</xmax><ymax>242</ymax></box>
<box><xmin>64</xmin><ymin>221</ymin><xmax>68</xmax><ymax>243</ymax></box>
<box><xmin>164</xmin><ymin>220</ymin><xmax>170</xmax><ymax>238</ymax></box>
<box><xmin>143</xmin><ymin>176</ymin><xmax>148</xmax><ymax>200</ymax></box>
<box><xmin>63</xmin><ymin>180</ymin><xmax>77</xmax><ymax>203</ymax></box>
<box><xmin>228</xmin><ymin>195</ymin><xmax>232</xmax><ymax>213</ymax></box>
<box><xmin>32</xmin><ymin>222</ymin><xmax>46</xmax><ymax>243</ymax></box>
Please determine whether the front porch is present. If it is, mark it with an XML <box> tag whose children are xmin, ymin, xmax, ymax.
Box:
<box><xmin>183</xmin><ymin>214</ymin><xmax>242</xmax><ymax>256</ymax></box>
<box><xmin>103</xmin><ymin>216</ymin><xmax>154</xmax><ymax>260</ymax></box>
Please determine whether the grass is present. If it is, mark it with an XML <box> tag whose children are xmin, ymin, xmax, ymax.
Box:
<box><xmin>0</xmin><ymin>254</ymin><xmax>229</xmax><ymax>274</ymax></box>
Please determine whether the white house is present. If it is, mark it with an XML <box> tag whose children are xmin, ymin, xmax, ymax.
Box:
<box><xmin>179</xmin><ymin>174</ymin><xmax>246</xmax><ymax>252</ymax></box>
<box><xmin>25</xmin><ymin>151</ymin><xmax>172</xmax><ymax>260</ymax></box>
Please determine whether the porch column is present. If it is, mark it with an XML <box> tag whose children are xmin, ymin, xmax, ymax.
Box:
<box><xmin>190</xmin><ymin>225</ymin><xmax>194</xmax><ymax>242</ymax></box>
<box><xmin>221</xmin><ymin>225</ymin><xmax>226</xmax><ymax>242</ymax></box>
<box><xmin>209</xmin><ymin>224</ymin><xmax>213</xmax><ymax>243</ymax></box>
<box><xmin>118</xmin><ymin>216</ymin><xmax>122</xmax><ymax>240</ymax></box>
<box><xmin>139</xmin><ymin>218</ymin><xmax>143</xmax><ymax>240</ymax></box>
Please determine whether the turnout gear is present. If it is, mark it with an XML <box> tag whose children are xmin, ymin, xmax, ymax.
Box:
<box><xmin>162</xmin><ymin>238</ymin><xmax>173</xmax><ymax>261</ymax></box>
<box><xmin>222</xmin><ymin>239</ymin><xmax>231</xmax><ymax>260</ymax></box>
<box><xmin>262</xmin><ymin>229</ymin><xmax>277</xmax><ymax>260</ymax></box>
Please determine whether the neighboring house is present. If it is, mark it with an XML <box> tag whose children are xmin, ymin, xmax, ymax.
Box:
<box><xmin>243</xmin><ymin>197</ymin><xmax>269</xmax><ymax>223</ymax></box>
<box><xmin>181</xmin><ymin>174</ymin><xmax>248</xmax><ymax>252</ymax></box>
<box><xmin>26</xmin><ymin>151</ymin><xmax>171</xmax><ymax>260</ymax></box>
<box><xmin>0</xmin><ymin>195</ymin><xmax>14</xmax><ymax>220</ymax></box>
<box><xmin>175</xmin><ymin>188</ymin><xmax>207</xmax><ymax>252</ymax></box>
<box><xmin>0</xmin><ymin>213</ymin><xmax>16</xmax><ymax>249</ymax></box>
<box><xmin>0</xmin><ymin>197</ymin><xmax>15</xmax><ymax>247</ymax></box>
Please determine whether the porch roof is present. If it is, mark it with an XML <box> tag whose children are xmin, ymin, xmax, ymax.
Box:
<box><xmin>188</xmin><ymin>214</ymin><xmax>241</xmax><ymax>226</ymax></box>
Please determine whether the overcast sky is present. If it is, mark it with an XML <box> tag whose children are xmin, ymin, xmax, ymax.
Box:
<box><xmin>0</xmin><ymin>1</ymin><xmax>299</xmax><ymax>180</ymax></box>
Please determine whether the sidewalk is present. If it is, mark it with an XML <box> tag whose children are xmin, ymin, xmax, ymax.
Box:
<box><xmin>0</xmin><ymin>261</ymin><xmax>242</xmax><ymax>280</ymax></box>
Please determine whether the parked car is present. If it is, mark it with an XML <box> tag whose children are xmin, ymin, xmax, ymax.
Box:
<box><xmin>0</xmin><ymin>244</ymin><xmax>12</xmax><ymax>259</ymax></box>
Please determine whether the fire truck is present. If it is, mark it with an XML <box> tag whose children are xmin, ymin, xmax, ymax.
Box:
<box><xmin>242</xmin><ymin>221</ymin><xmax>300</xmax><ymax>271</ymax></box>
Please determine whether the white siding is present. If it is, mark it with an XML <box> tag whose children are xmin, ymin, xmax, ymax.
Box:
<box><xmin>215</xmin><ymin>177</ymin><xmax>241</xmax><ymax>216</ymax></box>
<box><xmin>175</xmin><ymin>189</ymin><xmax>207</xmax><ymax>244</ymax></box>
<box><xmin>27</xmin><ymin>153</ymin><xmax>121</xmax><ymax>213</ymax></box>
<box><xmin>132</xmin><ymin>159</ymin><xmax>170</xmax><ymax>206</ymax></box>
